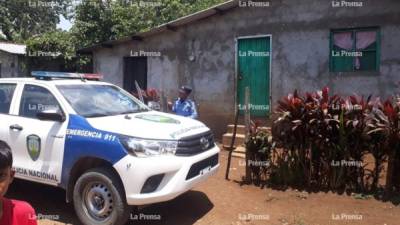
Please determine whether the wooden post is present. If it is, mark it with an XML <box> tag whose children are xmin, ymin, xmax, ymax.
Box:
<box><xmin>160</xmin><ymin>91</ymin><xmax>168</xmax><ymax>112</ymax></box>
<box><xmin>135</xmin><ymin>81</ymin><xmax>144</xmax><ymax>103</ymax></box>
<box><xmin>244</xmin><ymin>87</ymin><xmax>252</xmax><ymax>183</ymax></box>
<box><xmin>225</xmin><ymin>106</ymin><xmax>239</xmax><ymax>180</ymax></box>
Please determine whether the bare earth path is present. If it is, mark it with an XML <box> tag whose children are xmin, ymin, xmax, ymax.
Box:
<box><xmin>7</xmin><ymin>147</ymin><xmax>400</xmax><ymax>225</ymax></box>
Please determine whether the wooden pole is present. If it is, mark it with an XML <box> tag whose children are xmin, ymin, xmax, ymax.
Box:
<box><xmin>244</xmin><ymin>87</ymin><xmax>252</xmax><ymax>183</ymax></box>
<box><xmin>225</xmin><ymin>106</ymin><xmax>239</xmax><ymax>180</ymax></box>
<box><xmin>160</xmin><ymin>91</ymin><xmax>168</xmax><ymax>112</ymax></box>
<box><xmin>135</xmin><ymin>81</ymin><xmax>144</xmax><ymax>103</ymax></box>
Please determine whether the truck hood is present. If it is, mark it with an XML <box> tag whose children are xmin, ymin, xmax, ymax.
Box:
<box><xmin>86</xmin><ymin>111</ymin><xmax>210</xmax><ymax>140</ymax></box>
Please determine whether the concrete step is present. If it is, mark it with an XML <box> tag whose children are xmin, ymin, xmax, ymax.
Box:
<box><xmin>224</xmin><ymin>146</ymin><xmax>246</xmax><ymax>159</ymax></box>
<box><xmin>259</xmin><ymin>126</ymin><xmax>271</xmax><ymax>134</ymax></box>
<box><xmin>222</xmin><ymin>133</ymin><xmax>245</xmax><ymax>147</ymax></box>
<box><xmin>235</xmin><ymin>146</ymin><xmax>246</xmax><ymax>153</ymax></box>
<box><xmin>232</xmin><ymin>152</ymin><xmax>245</xmax><ymax>159</ymax></box>
<box><xmin>227</xmin><ymin>124</ymin><xmax>246</xmax><ymax>134</ymax></box>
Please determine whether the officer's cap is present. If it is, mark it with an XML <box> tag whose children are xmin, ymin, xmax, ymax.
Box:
<box><xmin>179</xmin><ymin>86</ymin><xmax>192</xmax><ymax>94</ymax></box>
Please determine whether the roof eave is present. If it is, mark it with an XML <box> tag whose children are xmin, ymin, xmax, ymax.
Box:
<box><xmin>77</xmin><ymin>0</ymin><xmax>238</xmax><ymax>54</ymax></box>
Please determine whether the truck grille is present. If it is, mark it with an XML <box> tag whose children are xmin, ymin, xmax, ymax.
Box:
<box><xmin>186</xmin><ymin>153</ymin><xmax>219</xmax><ymax>180</ymax></box>
<box><xmin>175</xmin><ymin>131</ymin><xmax>215</xmax><ymax>156</ymax></box>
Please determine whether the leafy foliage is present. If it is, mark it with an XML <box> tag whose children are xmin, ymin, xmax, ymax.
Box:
<box><xmin>3</xmin><ymin>0</ymin><xmax>226</xmax><ymax>70</ymax></box>
<box><xmin>0</xmin><ymin>0</ymin><xmax>71</xmax><ymax>41</ymax></box>
<box><xmin>71</xmin><ymin>0</ymin><xmax>226</xmax><ymax>48</ymax></box>
<box><xmin>246</xmin><ymin>87</ymin><xmax>400</xmax><ymax>194</ymax></box>
<box><xmin>21</xmin><ymin>0</ymin><xmax>227</xmax><ymax>68</ymax></box>
<box><xmin>26</xmin><ymin>30</ymin><xmax>76</xmax><ymax>60</ymax></box>
<box><xmin>25</xmin><ymin>29</ymin><xmax>90</xmax><ymax>71</ymax></box>
<box><xmin>246</xmin><ymin>121</ymin><xmax>274</xmax><ymax>186</ymax></box>
<box><xmin>71</xmin><ymin>0</ymin><xmax>115</xmax><ymax>48</ymax></box>
<box><xmin>365</xmin><ymin>98</ymin><xmax>400</xmax><ymax>193</ymax></box>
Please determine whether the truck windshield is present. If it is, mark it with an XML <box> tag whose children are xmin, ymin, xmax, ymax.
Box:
<box><xmin>57</xmin><ymin>84</ymin><xmax>149</xmax><ymax>117</ymax></box>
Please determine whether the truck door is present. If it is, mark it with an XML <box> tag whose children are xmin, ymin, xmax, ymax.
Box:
<box><xmin>0</xmin><ymin>82</ymin><xmax>18</xmax><ymax>149</ymax></box>
<box><xmin>7</xmin><ymin>84</ymin><xmax>67</xmax><ymax>186</ymax></box>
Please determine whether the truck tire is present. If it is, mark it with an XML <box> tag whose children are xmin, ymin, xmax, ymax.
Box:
<box><xmin>73</xmin><ymin>167</ymin><xmax>130</xmax><ymax>225</ymax></box>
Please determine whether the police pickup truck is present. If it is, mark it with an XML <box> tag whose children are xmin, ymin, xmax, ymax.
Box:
<box><xmin>0</xmin><ymin>72</ymin><xmax>220</xmax><ymax>225</ymax></box>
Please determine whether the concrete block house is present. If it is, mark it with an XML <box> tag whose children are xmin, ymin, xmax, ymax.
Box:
<box><xmin>78</xmin><ymin>0</ymin><xmax>400</xmax><ymax>138</ymax></box>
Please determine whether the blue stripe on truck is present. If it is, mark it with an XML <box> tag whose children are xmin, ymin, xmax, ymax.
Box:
<box><xmin>60</xmin><ymin>114</ymin><xmax>128</xmax><ymax>188</ymax></box>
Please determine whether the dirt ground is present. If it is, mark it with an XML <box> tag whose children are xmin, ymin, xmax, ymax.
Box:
<box><xmin>6</xmin><ymin>148</ymin><xmax>400</xmax><ymax>225</ymax></box>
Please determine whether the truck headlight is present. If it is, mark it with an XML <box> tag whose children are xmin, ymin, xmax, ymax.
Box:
<box><xmin>119</xmin><ymin>136</ymin><xmax>178</xmax><ymax>157</ymax></box>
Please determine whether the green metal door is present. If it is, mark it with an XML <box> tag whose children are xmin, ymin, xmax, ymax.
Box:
<box><xmin>237</xmin><ymin>36</ymin><xmax>271</xmax><ymax>116</ymax></box>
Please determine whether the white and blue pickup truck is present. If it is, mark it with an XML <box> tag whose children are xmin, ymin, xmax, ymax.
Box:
<box><xmin>0</xmin><ymin>71</ymin><xmax>220</xmax><ymax>225</ymax></box>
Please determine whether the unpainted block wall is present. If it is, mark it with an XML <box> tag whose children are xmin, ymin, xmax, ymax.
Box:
<box><xmin>93</xmin><ymin>0</ymin><xmax>400</xmax><ymax>137</ymax></box>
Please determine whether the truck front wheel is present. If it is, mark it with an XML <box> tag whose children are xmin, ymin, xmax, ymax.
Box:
<box><xmin>73</xmin><ymin>167</ymin><xmax>130</xmax><ymax>225</ymax></box>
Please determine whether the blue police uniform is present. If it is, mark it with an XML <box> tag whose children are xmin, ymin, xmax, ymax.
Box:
<box><xmin>172</xmin><ymin>98</ymin><xmax>198</xmax><ymax>119</ymax></box>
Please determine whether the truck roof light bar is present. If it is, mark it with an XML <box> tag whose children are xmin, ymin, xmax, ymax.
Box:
<box><xmin>31</xmin><ymin>71</ymin><xmax>102</xmax><ymax>81</ymax></box>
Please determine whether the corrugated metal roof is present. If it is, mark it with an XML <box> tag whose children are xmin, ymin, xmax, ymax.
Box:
<box><xmin>78</xmin><ymin>0</ymin><xmax>238</xmax><ymax>54</ymax></box>
<box><xmin>0</xmin><ymin>42</ymin><xmax>26</xmax><ymax>55</ymax></box>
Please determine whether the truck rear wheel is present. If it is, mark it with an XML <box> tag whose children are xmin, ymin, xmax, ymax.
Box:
<box><xmin>73</xmin><ymin>167</ymin><xmax>130</xmax><ymax>225</ymax></box>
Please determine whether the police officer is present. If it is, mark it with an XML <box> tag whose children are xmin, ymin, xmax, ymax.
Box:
<box><xmin>169</xmin><ymin>86</ymin><xmax>198</xmax><ymax>119</ymax></box>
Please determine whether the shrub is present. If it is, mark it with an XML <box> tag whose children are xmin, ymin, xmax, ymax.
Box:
<box><xmin>245</xmin><ymin>87</ymin><xmax>399</xmax><ymax>194</ymax></box>
<box><xmin>366</xmin><ymin>98</ymin><xmax>400</xmax><ymax>193</ymax></box>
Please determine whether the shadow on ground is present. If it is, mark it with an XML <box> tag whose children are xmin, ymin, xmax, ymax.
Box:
<box><xmin>7</xmin><ymin>179</ymin><xmax>214</xmax><ymax>225</ymax></box>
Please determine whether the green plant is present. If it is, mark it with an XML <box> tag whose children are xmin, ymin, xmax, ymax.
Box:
<box><xmin>245</xmin><ymin>121</ymin><xmax>274</xmax><ymax>186</ymax></box>
<box><xmin>272</xmin><ymin>90</ymin><xmax>310</xmax><ymax>187</ymax></box>
<box><xmin>366</xmin><ymin>98</ymin><xmax>400</xmax><ymax>193</ymax></box>
<box><xmin>245</xmin><ymin>87</ymin><xmax>400</xmax><ymax>195</ymax></box>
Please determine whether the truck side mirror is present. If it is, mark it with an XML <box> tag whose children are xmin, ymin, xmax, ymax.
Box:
<box><xmin>148</xmin><ymin>101</ymin><xmax>161</xmax><ymax>111</ymax></box>
<box><xmin>37</xmin><ymin>110</ymin><xmax>66</xmax><ymax>122</ymax></box>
